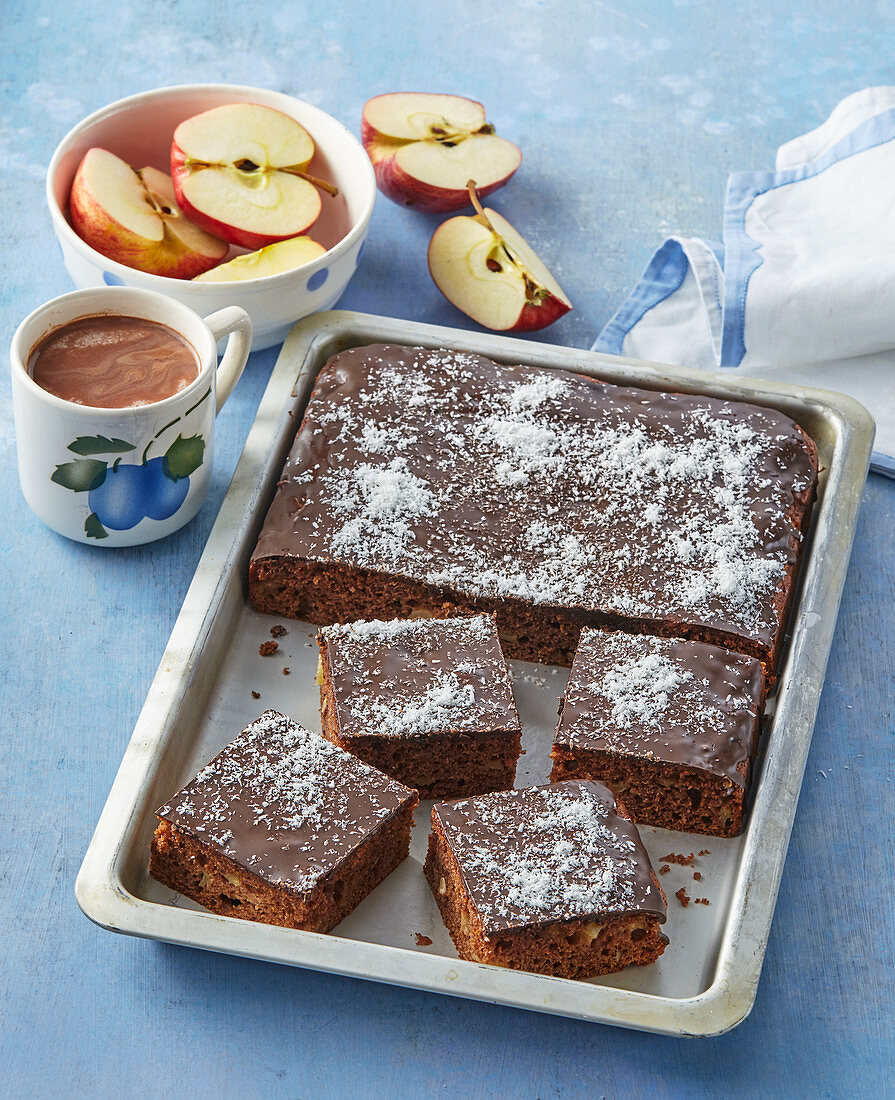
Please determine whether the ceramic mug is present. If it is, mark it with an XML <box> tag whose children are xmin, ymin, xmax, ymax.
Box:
<box><xmin>11</xmin><ymin>286</ymin><xmax>251</xmax><ymax>547</ymax></box>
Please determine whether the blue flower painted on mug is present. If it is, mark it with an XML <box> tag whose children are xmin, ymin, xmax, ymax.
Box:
<box><xmin>49</xmin><ymin>394</ymin><xmax>209</xmax><ymax>538</ymax></box>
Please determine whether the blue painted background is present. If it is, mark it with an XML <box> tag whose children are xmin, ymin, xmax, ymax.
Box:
<box><xmin>2</xmin><ymin>1</ymin><xmax>893</xmax><ymax>1096</ymax></box>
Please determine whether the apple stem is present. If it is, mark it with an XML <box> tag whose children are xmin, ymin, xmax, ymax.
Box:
<box><xmin>183</xmin><ymin>158</ymin><xmax>339</xmax><ymax>197</ymax></box>
<box><xmin>467</xmin><ymin>181</ymin><xmax>494</xmax><ymax>229</ymax></box>
<box><xmin>467</xmin><ymin>180</ymin><xmax>547</xmax><ymax>307</ymax></box>
<box><xmin>282</xmin><ymin>167</ymin><xmax>340</xmax><ymax>197</ymax></box>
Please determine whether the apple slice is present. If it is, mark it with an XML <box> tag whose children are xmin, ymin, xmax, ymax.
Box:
<box><xmin>171</xmin><ymin>103</ymin><xmax>337</xmax><ymax>250</ymax></box>
<box><xmin>69</xmin><ymin>149</ymin><xmax>228</xmax><ymax>278</ymax></box>
<box><xmin>362</xmin><ymin>93</ymin><xmax>521</xmax><ymax>212</ymax></box>
<box><xmin>193</xmin><ymin>235</ymin><xmax>326</xmax><ymax>282</ymax></box>
<box><xmin>428</xmin><ymin>183</ymin><xmax>571</xmax><ymax>331</ymax></box>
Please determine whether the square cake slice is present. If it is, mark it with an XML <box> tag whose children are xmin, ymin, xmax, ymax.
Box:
<box><xmin>424</xmin><ymin>780</ymin><xmax>668</xmax><ymax>979</ymax></box>
<box><xmin>550</xmin><ymin>629</ymin><xmax>764</xmax><ymax>837</ymax></box>
<box><xmin>249</xmin><ymin>344</ymin><xmax>818</xmax><ymax>672</ymax></box>
<box><xmin>316</xmin><ymin>614</ymin><xmax>522</xmax><ymax>798</ymax></box>
<box><xmin>149</xmin><ymin>710</ymin><xmax>418</xmax><ymax>933</ymax></box>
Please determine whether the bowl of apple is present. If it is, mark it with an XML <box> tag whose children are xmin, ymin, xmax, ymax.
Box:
<box><xmin>47</xmin><ymin>84</ymin><xmax>376</xmax><ymax>351</ymax></box>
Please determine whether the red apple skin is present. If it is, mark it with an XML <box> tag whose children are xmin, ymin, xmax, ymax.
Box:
<box><xmin>170</xmin><ymin>140</ymin><xmax>321</xmax><ymax>250</ymax></box>
<box><xmin>505</xmin><ymin>293</ymin><xmax>572</xmax><ymax>333</ymax></box>
<box><xmin>69</xmin><ymin>157</ymin><xmax>226</xmax><ymax>279</ymax></box>
<box><xmin>367</xmin><ymin>149</ymin><xmax>514</xmax><ymax>213</ymax></box>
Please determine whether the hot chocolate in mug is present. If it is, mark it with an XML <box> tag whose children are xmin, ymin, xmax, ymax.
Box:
<box><xmin>11</xmin><ymin>286</ymin><xmax>251</xmax><ymax>546</ymax></box>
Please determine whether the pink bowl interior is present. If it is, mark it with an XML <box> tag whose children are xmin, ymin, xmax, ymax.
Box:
<box><xmin>51</xmin><ymin>86</ymin><xmax>366</xmax><ymax>258</ymax></box>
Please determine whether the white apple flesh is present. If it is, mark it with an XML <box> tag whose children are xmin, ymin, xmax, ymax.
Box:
<box><xmin>171</xmin><ymin>103</ymin><xmax>336</xmax><ymax>250</ymax></box>
<box><xmin>69</xmin><ymin>149</ymin><xmax>228</xmax><ymax>278</ymax></box>
<box><xmin>192</xmin><ymin>235</ymin><xmax>326</xmax><ymax>282</ymax></box>
<box><xmin>428</xmin><ymin>185</ymin><xmax>571</xmax><ymax>332</ymax></box>
<box><xmin>362</xmin><ymin>92</ymin><xmax>521</xmax><ymax>212</ymax></box>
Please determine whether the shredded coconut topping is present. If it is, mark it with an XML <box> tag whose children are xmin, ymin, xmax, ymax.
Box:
<box><xmin>321</xmin><ymin>615</ymin><xmax>518</xmax><ymax>738</ymax></box>
<box><xmin>437</xmin><ymin>782</ymin><xmax>663</xmax><ymax>932</ymax></box>
<box><xmin>265</xmin><ymin>346</ymin><xmax>814</xmax><ymax>643</ymax></box>
<box><xmin>158</xmin><ymin>711</ymin><xmax>411</xmax><ymax>893</ymax></box>
<box><xmin>600</xmin><ymin>650</ymin><xmax>690</xmax><ymax>730</ymax></box>
<box><xmin>557</xmin><ymin>631</ymin><xmax>761</xmax><ymax>777</ymax></box>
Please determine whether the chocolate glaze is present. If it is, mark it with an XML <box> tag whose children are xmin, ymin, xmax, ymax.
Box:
<box><xmin>432</xmin><ymin>779</ymin><xmax>666</xmax><ymax>934</ymax></box>
<box><xmin>251</xmin><ymin>344</ymin><xmax>818</xmax><ymax>654</ymax></box>
<box><xmin>319</xmin><ymin>615</ymin><xmax>520</xmax><ymax>740</ymax></box>
<box><xmin>554</xmin><ymin>630</ymin><xmax>763</xmax><ymax>785</ymax></box>
<box><xmin>29</xmin><ymin>314</ymin><xmax>198</xmax><ymax>408</ymax></box>
<box><xmin>156</xmin><ymin>711</ymin><xmax>416</xmax><ymax>897</ymax></box>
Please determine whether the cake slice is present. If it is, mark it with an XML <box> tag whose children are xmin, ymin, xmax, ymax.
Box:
<box><xmin>316</xmin><ymin>614</ymin><xmax>521</xmax><ymax>798</ymax></box>
<box><xmin>149</xmin><ymin>710</ymin><xmax>417</xmax><ymax>932</ymax></box>
<box><xmin>424</xmin><ymin>779</ymin><xmax>668</xmax><ymax>979</ymax></box>
<box><xmin>550</xmin><ymin>630</ymin><xmax>764</xmax><ymax>837</ymax></box>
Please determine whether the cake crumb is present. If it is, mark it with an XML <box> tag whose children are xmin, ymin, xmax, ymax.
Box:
<box><xmin>658</xmin><ymin>865</ymin><xmax>670</xmax><ymax>875</ymax></box>
<box><xmin>693</xmin><ymin>871</ymin><xmax>702</xmax><ymax>881</ymax></box>
<box><xmin>698</xmin><ymin>848</ymin><xmax>711</xmax><ymax>856</ymax></box>
<box><xmin>251</xmin><ymin>690</ymin><xmax>261</xmax><ymax>700</ymax></box>
<box><xmin>675</xmin><ymin>887</ymin><xmax>690</xmax><ymax>907</ymax></box>
<box><xmin>282</xmin><ymin>667</ymin><xmax>291</xmax><ymax>675</ymax></box>
<box><xmin>661</xmin><ymin>852</ymin><xmax>695</xmax><ymax>866</ymax></box>
<box><xmin>259</xmin><ymin>641</ymin><xmax>279</xmax><ymax>656</ymax></box>
<box><xmin>270</xmin><ymin>625</ymin><xmax>287</xmax><ymax>637</ymax></box>
<box><xmin>695</xmin><ymin>898</ymin><xmax>710</xmax><ymax>906</ymax></box>
<box><xmin>414</xmin><ymin>933</ymin><xmax>433</xmax><ymax>946</ymax></box>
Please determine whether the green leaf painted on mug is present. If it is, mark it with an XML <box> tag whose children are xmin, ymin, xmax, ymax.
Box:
<box><xmin>68</xmin><ymin>436</ymin><xmax>136</xmax><ymax>456</ymax></box>
<box><xmin>85</xmin><ymin>513</ymin><xmax>109</xmax><ymax>539</ymax></box>
<box><xmin>51</xmin><ymin>459</ymin><xmax>108</xmax><ymax>492</ymax></box>
<box><xmin>163</xmin><ymin>434</ymin><xmax>205</xmax><ymax>479</ymax></box>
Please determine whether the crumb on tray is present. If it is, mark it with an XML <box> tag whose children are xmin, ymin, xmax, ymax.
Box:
<box><xmin>661</xmin><ymin>852</ymin><xmax>695</xmax><ymax>866</ymax></box>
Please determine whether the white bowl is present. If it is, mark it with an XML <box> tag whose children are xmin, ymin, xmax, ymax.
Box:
<box><xmin>47</xmin><ymin>84</ymin><xmax>376</xmax><ymax>351</ymax></box>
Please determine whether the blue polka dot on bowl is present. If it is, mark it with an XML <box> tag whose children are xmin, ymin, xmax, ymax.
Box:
<box><xmin>307</xmin><ymin>268</ymin><xmax>329</xmax><ymax>292</ymax></box>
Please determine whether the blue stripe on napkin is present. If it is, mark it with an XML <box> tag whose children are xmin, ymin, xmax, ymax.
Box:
<box><xmin>721</xmin><ymin>106</ymin><xmax>895</xmax><ymax>367</ymax></box>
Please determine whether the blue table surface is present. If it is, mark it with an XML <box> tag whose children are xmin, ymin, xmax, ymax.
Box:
<box><xmin>2</xmin><ymin>2</ymin><xmax>893</xmax><ymax>1096</ymax></box>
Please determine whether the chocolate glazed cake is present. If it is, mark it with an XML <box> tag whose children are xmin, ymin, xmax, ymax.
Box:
<box><xmin>149</xmin><ymin>711</ymin><xmax>417</xmax><ymax>932</ymax></box>
<box><xmin>424</xmin><ymin>779</ymin><xmax>668</xmax><ymax>979</ymax></box>
<box><xmin>550</xmin><ymin>630</ymin><xmax>764</xmax><ymax>836</ymax></box>
<box><xmin>249</xmin><ymin>345</ymin><xmax>818</xmax><ymax>671</ymax></box>
<box><xmin>316</xmin><ymin>615</ymin><xmax>522</xmax><ymax>798</ymax></box>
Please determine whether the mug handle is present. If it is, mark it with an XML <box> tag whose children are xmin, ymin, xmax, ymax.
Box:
<box><xmin>203</xmin><ymin>307</ymin><xmax>253</xmax><ymax>413</ymax></box>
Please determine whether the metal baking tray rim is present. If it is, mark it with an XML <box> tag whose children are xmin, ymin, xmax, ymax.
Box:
<box><xmin>76</xmin><ymin>310</ymin><xmax>874</xmax><ymax>1037</ymax></box>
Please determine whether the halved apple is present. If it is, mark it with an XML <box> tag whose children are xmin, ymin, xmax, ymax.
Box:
<box><xmin>428</xmin><ymin>183</ymin><xmax>571</xmax><ymax>332</ymax></box>
<box><xmin>69</xmin><ymin>149</ymin><xmax>228</xmax><ymax>278</ymax></box>
<box><xmin>362</xmin><ymin>92</ymin><xmax>521</xmax><ymax>212</ymax></box>
<box><xmin>171</xmin><ymin>103</ymin><xmax>337</xmax><ymax>250</ymax></box>
<box><xmin>193</xmin><ymin>235</ymin><xmax>326</xmax><ymax>282</ymax></box>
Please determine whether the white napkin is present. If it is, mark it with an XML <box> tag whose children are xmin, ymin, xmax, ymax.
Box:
<box><xmin>594</xmin><ymin>87</ymin><xmax>895</xmax><ymax>476</ymax></box>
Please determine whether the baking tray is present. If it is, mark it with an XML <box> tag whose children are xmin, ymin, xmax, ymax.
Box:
<box><xmin>76</xmin><ymin>310</ymin><xmax>874</xmax><ymax>1036</ymax></box>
